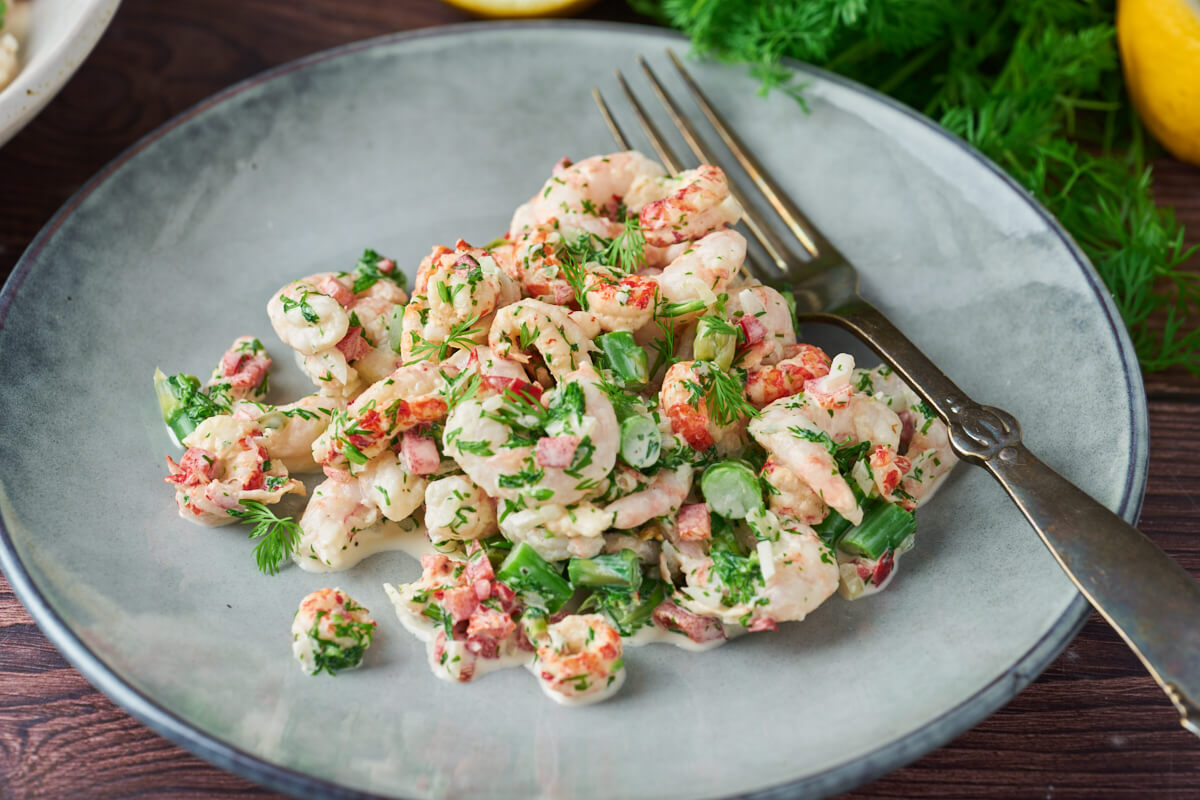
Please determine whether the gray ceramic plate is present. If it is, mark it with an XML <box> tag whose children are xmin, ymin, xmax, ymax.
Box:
<box><xmin>0</xmin><ymin>21</ymin><xmax>1146</xmax><ymax>800</ymax></box>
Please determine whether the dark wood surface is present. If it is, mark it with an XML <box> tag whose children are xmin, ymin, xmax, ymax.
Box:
<box><xmin>1</xmin><ymin>1</ymin><xmax>1198</xmax><ymax>797</ymax></box>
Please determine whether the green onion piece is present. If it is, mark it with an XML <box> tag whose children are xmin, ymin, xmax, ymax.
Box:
<box><xmin>662</xmin><ymin>299</ymin><xmax>707</xmax><ymax>317</ymax></box>
<box><xmin>813</xmin><ymin>508</ymin><xmax>854</xmax><ymax>548</ymax></box>
<box><xmin>153</xmin><ymin>369</ymin><xmax>205</xmax><ymax>441</ymax></box>
<box><xmin>619</xmin><ymin>414</ymin><xmax>661</xmax><ymax>469</ymax></box>
<box><xmin>387</xmin><ymin>305</ymin><xmax>406</xmax><ymax>355</ymax></box>
<box><xmin>693</xmin><ymin>316</ymin><xmax>737</xmax><ymax>370</ymax></box>
<box><xmin>568</xmin><ymin>549</ymin><xmax>643</xmax><ymax>592</ymax></box>
<box><xmin>709</xmin><ymin>513</ymin><xmax>747</xmax><ymax>557</ymax></box>
<box><xmin>701</xmin><ymin>460</ymin><xmax>764</xmax><ymax>519</ymax></box>
<box><xmin>519</xmin><ymin>607</ymin><xmax>549</xmax><ymax>642</ymax></box>
<box><xmin>581</xmin><ymin>577</ymin><xmax>667</xmax><ymax>636</ymax></box>
<box><xmin>595</xmin><ymin>331</ymin><xmax>650</xmax><ymax>391</ymax></box>
<box><xmin>496</xmin><ymin>542</ymin><xmax>573</xmax><ymax>613</ymax></box>
<box><xmin>839</xmin><ymin>500</ymin><xmax>917</xmax><ymax>559</ymax></box>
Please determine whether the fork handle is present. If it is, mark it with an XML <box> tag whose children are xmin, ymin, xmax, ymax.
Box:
<box><xmin>817</xmin><ymin>300</ymin><xmax>1200</xmax><ymax>738</ymax></box>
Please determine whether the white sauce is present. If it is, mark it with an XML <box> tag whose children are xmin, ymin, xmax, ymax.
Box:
<box><xmin>296</xmin><ymin>518</ymin><xmax>455</xmax><ymax>573</ymax></box>
<box><xmin>533</xmin><ymin>663</ymin><xmax>626</xmax><ymax>707</ymax></box>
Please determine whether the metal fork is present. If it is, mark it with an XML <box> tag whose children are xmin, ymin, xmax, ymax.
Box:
<box><xmin>594</xmin><ymin>50</ymin><xmax>1200</xmax><ymax>738</ymax></box>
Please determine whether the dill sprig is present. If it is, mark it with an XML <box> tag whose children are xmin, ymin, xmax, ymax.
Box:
<box><xmin>648</xmin><ymin>299</ymin><xmax>679</xmax><ymax>379</ymax></box>
<box><xmin>602</xmin><ymin>214</ymin><xmax>648</xmax><ymax>272</ymax></box>
<box><xmin>406</xmin><ymin>314</ymin><xmax>483</xmax><ymax>365</ymax></box>
<box><xmin>699</xmin><ymin>363</ymin><xmax>759</xmax><ymax>426</ymax></box>
<box><xmin>635</xmin><ymin>0</ymin><xmax>1199</xmax><ymax>373</ymax></box>
<box><xmin>227</xmin><ymin>500</ymin><xmax>302</xmax><ymax>576</ymax></box>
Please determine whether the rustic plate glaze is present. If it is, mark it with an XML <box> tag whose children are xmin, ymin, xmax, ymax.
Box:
<box><xmin>0</xmin><ymin>22</ymin><xmax>1146</xmax><ymax>800</ymax></box>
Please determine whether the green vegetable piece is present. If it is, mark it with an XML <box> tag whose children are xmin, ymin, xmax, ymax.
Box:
<box><xmin>662</xmin><ymin>299</ymin><xmax>707</xmax><ymax>318</ymax></box>
<box><xmin>568</xmin><ymin>549</ymin><xmax>643</xmax><ymax>592</ymax></box>
<box><xmin>693</xmin><ymin>316</ymin><xmax>737</xmax><ymax>370</ymax></box>
<box><xmin>839</xmin><ymin>500</ymin><xmax>917</xmax><ymax>560</ymax></box>
<box><xmin>813</xmin><ymin>508</ymin><xmax>854</xmax><ymax>548</ymax></box>
<box><xmin>496</xmin><ymin>542</ymin><xmax>573</xmax><ymax>613</ymax></box>
<box><xmin>153</xmin><ymin>368</ymin><xmax>224</xmax><ymax>441</ymax></box>
<box><xmin>595</xmin><ymin>331</ymin><xmax>650</xmax><ymax>390</ymax></box>
<box><xmin>580</xmin><ymin>577</ymin><xmax>668</xmax><ymax>637</ymax></box>
<box><xmin>619</xmin><ymin>414</ymin><xmax>661</xmax><ymax>469</ymax></box>
<box><xmin>701</xmin><ymin>460</ymin><xmax>764</xmax><ymax>519</ymax></box>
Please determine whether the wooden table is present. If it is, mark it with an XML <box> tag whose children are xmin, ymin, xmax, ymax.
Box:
<box><xmin>1</xmin><ymin>1</ymin><xmax>1197</xmax><ymax>797</ymax></box>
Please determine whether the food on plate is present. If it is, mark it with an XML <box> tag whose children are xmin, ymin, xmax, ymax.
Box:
<box><xmin>156</xmin><ymin>151</ymin><xmax>958</xmax><ymax>703</ymax></box>
<box><xmin>0</xmin><ymin>1</ymin><xmax>28</xmax><ymax>93</ymax></box>
<box><xmin>292</xmin><ymin>588</ymin><xmax>377</xmax><ymax>675</ymax></box>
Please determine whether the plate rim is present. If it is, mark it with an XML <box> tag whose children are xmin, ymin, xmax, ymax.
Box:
<box><xmin>0</xmin><ymin>19</ymin><xmax>1147</xmax><ymax>800</ymax></box>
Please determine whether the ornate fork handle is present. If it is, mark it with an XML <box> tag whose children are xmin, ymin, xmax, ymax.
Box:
<box><xmin>816</xmin><ymin>299</ymin><xmax>1200</xmax><ymax>736</ymax></box>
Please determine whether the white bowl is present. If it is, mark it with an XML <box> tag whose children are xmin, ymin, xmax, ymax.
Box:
<box><xmin>0</xmin><ymin>0</ymin><xmax>121</xmax><ymax>148</ymax></box>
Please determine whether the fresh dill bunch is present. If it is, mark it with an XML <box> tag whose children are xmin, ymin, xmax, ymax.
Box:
<box><xmin>227</xmin><ymin>500</ymin><xmax>302</xmax><ymax>576</ymax></box>
<box><xmin>634</xmin><ymin>0</ymin><xmax>1198</xmax><ymax>373</ymax></box>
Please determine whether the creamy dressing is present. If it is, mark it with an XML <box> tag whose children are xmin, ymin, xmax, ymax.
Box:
<box><xmin>296</xmin><ymin>517</ymin><xmax>449</xmax><ymax>573</ymax></box>
<box><xmin>533</xmin><ymin>663</ymin><xmax>626</xmax><ymax>707</ymax></box>
<box><xmin>623</xmin><ymin>622</ymin><xmax>732</xmax><ymax>652</ymax></box>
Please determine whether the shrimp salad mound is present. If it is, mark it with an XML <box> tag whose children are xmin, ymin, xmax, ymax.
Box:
<box><xmin>155</xmin><ymin>152</ymin><xmax>957</xmax><ymax>705</ymax></box>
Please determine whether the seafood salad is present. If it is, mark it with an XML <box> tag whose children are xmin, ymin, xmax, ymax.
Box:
<box><xmin>156</xmin><ymin>151</ymin><xmax>957</xmax><ymax>705</ymax></box>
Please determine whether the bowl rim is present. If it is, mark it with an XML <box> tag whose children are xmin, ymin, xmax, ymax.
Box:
<box><xmin>0</xmin><ymin>0</ymin><xmax>123</xmax><ymax>147</ymax></box>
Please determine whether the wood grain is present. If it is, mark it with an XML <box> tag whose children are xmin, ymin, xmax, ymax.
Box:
<box><xmin>0</xmin><ymin>1</ymin><xmax>1197</xmax><ymax>798</ymax></box>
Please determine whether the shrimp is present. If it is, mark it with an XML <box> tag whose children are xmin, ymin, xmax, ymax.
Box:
<box><xmin>206</xmin><ymin>336</ymin><xmax>270</xmax><ymax>403</ymax></box>
<box><xmin>656</xmin><ymin>229</ymin><xmax>747</xmax><ymax>307</ymax></box>
<box><xmin>164</xmin><ymin>415</ymin><xmax>304</xmax><ymax>526</ymax></box>
<box><xmin>521</xmin><ymin>151</ymin><xmax>667</xmax><ymax>238</ymax></box>
<box><xmin>530</xmin><ymin>614</ymin><xmax>625</xmax><ymax>704</ymax></box>
<box><xmin>748</xmin><ymin>393</ymin><xmax>863</xmax><ymax>524</ymax></box>
<box><xmin>583</xmin><ymin>268</ymin><xmax>658</xmax><ymax>332</ymax></box>
<box><xmin>726</xmin><ymin>285</ymin><xmax>797</xmax><ymax>368</ymax></box>
<box><xmin>749</xmin><ymin>359</ymin><xmax>906</xmax><ymax>524</ymax></box>
<box><xmin>267</xmin><ymin>269</ymin><xmax>408</xmax><ymax>398</ymax></box>
<box><xmin>660</xmin><ymin>360</ymin><xmax>746</xmax><ymax>452</ymax></box>
<box><xmin>508</xmin><ymin>224</ymin><xmax>582</xmax><ymax>306</ymax></box>
<box><xmin>761</xmin><ymin>455</ymin><xmax>827</xmax><ymax>525</ymax></box>
<box><xmin>291</xmin><ymin>588</ymin><xmax>376</xmax><ymax>675</ymax></box>
<box><xmin>293</xmin><ymin>449</ymin><xmax>426</xmax><ymax>571</ymax></box>
<box><xmin>667</xmin><ymin>510</ymin><xmax>839</xmax><ymax>629</ymax></box>
<box><xmin>357</xmin><ymin>449</ymin><xmax>428</xmax><ymax>522</ymax></box>
<box><xmin>417</xmin><ymin>240</ymin><xmax>521</xmax><ymax>338</ymax></box>
<box><xmin>232</xmin><ymin>394</ymin><xmax>346</xmax><ymax>473</ymax></box>
<box><xmin>853</xmin><ymin>365</ymin><xmax>958</xmax><ymax>505</ymax></box>
<box><xmin>746</xmin><ymin>343</ymin><xmax>831</xmax><ymax>408</ymax></box>
<box><xmin>425</xmin><ymin>475</ymin><xmax>498</xmax><ymax>543</ymax></box>
<box><xmin>499</xmin><ymin>502</ymin><xmax>611</xmax><ymax>561</ymax></box>
<box><xmin>602</xmin><ymin>465</ymin><xmax>692</xmax><ymax>531</ymax></box>
<box><xmin>267</xmin><ymin>275</ymin><xmax>350</xmax><ymax>355</ymax></box>
<box><xmin>444</xmin><ymin>367</ymin><xmax>618</xmax><ymax>509</ymax></box>
<box><xmin>311</xmin><ymin>361</ymin><xmax>448</xmax><ymax>471</ymax></box>
<box><xmin>489</xmin><ymin>299</ymin><xmax>595</xmax><ymax>381</ymax></box>
<box><xmin>293</xmin><ymin>477</ymin><xmax>380</xmax><ymax>571</ymax></box>
<box><xmin>385</xmin><ymin>545</ymin><xmax>525</xmax><ymax>683</ymax></box>
<box><xmin>638</xmin><ymin>165</ymin><xmax>744</xmax><ymax>247</ymax></box>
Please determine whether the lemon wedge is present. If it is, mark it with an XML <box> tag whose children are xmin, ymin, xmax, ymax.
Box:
<box><xmin>441</xmin><ymin>0</ymin><xmax>598</xmax><ymax>18</ymax></box>
<box><xmin>1118</xmin><ymin>0</ymin><xmax>1200</xmax><ymax>166</ymax></box>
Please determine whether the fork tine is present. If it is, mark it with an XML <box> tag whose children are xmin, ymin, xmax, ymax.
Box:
<box><xmin>591</xmin><ymin>89</ymin><xmax>631</xmax><ymax>151</ymax></box>
<box><xmin>666</xmin><ymin>49</ymin><xmax>836</xmax><ymax>261</ymax></box>
<box><xmin>636</xmin><ymin>56</ymin><xmax>795</xmax><ymax>275</ymax></box>
<box><xmin>612</xmin><ymin>71</ymin><xmax>682</xmax><ymax>174</ymax></box>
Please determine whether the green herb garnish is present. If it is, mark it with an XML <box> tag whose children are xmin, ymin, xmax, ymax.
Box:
<box><xmin>227</xmin><ymin>500</ymin><xmax>302</xmax><ymax>576</ymax></box>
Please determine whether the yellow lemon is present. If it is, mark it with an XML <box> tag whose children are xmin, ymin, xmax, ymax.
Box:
<box><xmin>1118</xmin><ymin>0</ymin><xmax>1200</xmax><ymax>165</ymax></box>
<box><xmin>440</xmin><ymin>0</ymin><xmax>598</xmax><ymax>18</ymax></box>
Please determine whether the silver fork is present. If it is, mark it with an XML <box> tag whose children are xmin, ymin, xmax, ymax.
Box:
<box><xmin>594</xmin><ymin>50</ymin><xmax>1200</xmax><ymax>738</ymax></box>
